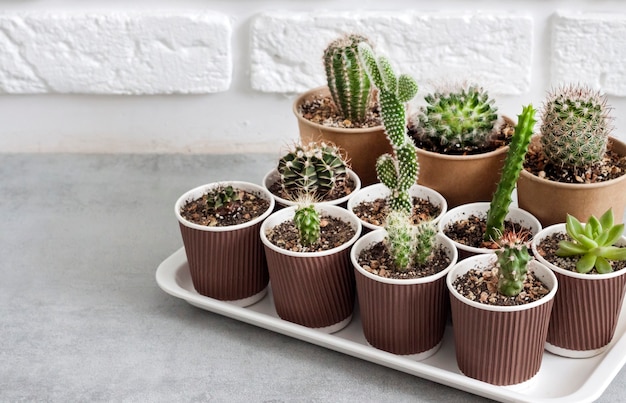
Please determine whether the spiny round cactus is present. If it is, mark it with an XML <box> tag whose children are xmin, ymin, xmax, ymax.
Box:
<box><xmin>293</xmin><ymin>203</ymin><xmax>321</xmax><ymax>247</ymax></box>
<box><xmin>411</xmin><ymin>84</ymin><xmax>499</xmax><ymax>151</ymax></box>
<box><xmin>278</xmin><ymin>142</ymin><xmax>347</xmax><ymax>198</ymax></box>
<box><xmin>323</xmin><ymin>34</ymin><xmax>372</xmax><ymax>124</ymax></box>
<box><xmin>540</xmin><ymin>84</ymin><xmax>613</xmax><ymax>168</ymax></box>
<box><xmin>495</xmin><ymin>231</ymin><xmax>531</xmax><ymax>297</ymax></box>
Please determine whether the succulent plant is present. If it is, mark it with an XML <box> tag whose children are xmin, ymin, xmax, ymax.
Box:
<box><xmin>410</xmin><ymin>83</ymin><xmax>499</xmax><ymax>151</ymax></box>
<box><xmin>495</xmin><ymin>231</ymin><xmax>531</xmax><ymax>297</ymax></box>
<box><xmin>556</xmin><ymin>208</ymin><xmax>626</xmax><ymax>274</ymax></box>
<box><xmin>540</xmin><ymin>84</ymin><xmax>613</xmax><ymax>169</ymax></box>
<box><xmin>293</xmin><ymin>203</ymin><xmax>321</xmax><ymax>247</ymax></box>
<box><xmin>484</xmin><ymin>105</ymin><xmax>537</xmax><ymax>242</ymax></box>
<box><xmin>323</xmin><ymin>34</ymin><xmax>373</xmax><ymax>125</ymax></box>
<box><xmin>357</xmin><ymin>42</ymin><xmax>419</xmax><ymax>213</ymax></box>
<box><xmin>277</xmin><ymin>142</ymin><xmax>347</xmax><ymax>198</ymax></box>
<box><xmin>384</xmin><ymin>210</ymin><xmax>438</xmax><ymax>271</ymax></box>
<box><xmin>206</xmin><ymin>185</ymin><xmax>242</xmax><ymax>215</ymax></box>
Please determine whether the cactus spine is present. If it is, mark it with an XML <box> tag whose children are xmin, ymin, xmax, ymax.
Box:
<box><xmin>278</xmin><ymin>142</ymin><xmax>347</xmax><ymax>198</ymax></box>
<box><xmin>293</xmin><ymin>203</ymin><xmax>321</xmax><ymax>247</ymax></box>
<box><xmin>358</xmin><ymin>42</ymin><xmax>419</xmax><ymax>213</ymax></box>
<box><xmin>385</xmin><ymin>211</ymin><xmax>438</xmax><ymax>271</ymax></box>
<box><xmin>484</xmin><ymin>105</ymin><xmax>537</xmax><ymax>242</ymax></box>
<box><xmin>323</xmin><ymin>34</ymin><xmax>372</xmax><ymax>124</ymax></box>
<box><xmin>495</xmin><ymin>231</ymin><xmax>531</xmax><ymax>297</ymax></box>
<box><xmin>540</xmin><ymin>84</ymin><xmax>612</xmax><ymax>168</ymax></box>
<box><xmin>411</xmin><ymin>84</ymin><xmax>499</xmax><ymax>151</ymax></box>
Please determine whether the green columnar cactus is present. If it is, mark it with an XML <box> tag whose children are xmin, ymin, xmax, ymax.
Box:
<box><xmin>293</xmin><ymin>204</ymin><xmax>321</xmax><ymax>247</ymax></box>
<box><xmin>323</xmin><ymin>34</ymin><xmax>372</xmax><ymax>124</ymax></box>
<box><xmin>495</xmin><ymin>231</ymin><xmax>531</xmax><ymax>297</ymax></box>
<box><xmin>414</xmin><ymin>221</ymin><xmax>437</xmax><ymax>265</ymax></box>
<box><xmin>278</xmin><ymin>142</ymin><xmax>347</xmax><ymax>197</ymax></box>
<box><xmin>411</xmin><ymin>84</ymin><xmax>499</xmax><ymax>150</ymax></box>
<box><xmin>358</xmin><ymin>42</ymin><xmax>419</xmax><ymax>213</ymax></box>
<box><xmin>540</xmin><ymin>84</ymin><xmax>612</xmax><ymax>168</ymax></box>
<box><xmin>385</xmin><ymin>210</ymin><xmax>415</xmax><ymax>271</ymax></box>
<box><xmin>484</xmin><ymin>105</ymin><xmax>537</xmax><ymax>242</ymax></box>
<box><xmin>556</xmin><ymin>209</ymin><xmax>626</xmax><ymax>274</ymax></box>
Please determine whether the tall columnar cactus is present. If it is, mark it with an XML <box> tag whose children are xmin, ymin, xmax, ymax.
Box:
<box><xmin>384</xmin><ymin>211</ymin><xmax>438</xmax><ymax>271</ymax></box>
<box><xmin>323</xmin><ymin>34</ymin><xmax>372</xmax><ymax>124</ymax></box>
<box><xmin>410</xmin><ymin>84</ymin><xmax>499</xmax><ymax>150</ymax></box>
<box><xmin>278</xmin><ymin>142</ymin><xmax>347</xmax><ymax>198</ymax></box>
<box><xmin>293</xmin><ymin>203</ymin><xmax>321</xmax><ymax>247</ymax></box>
<box><xmin>484</xmin><ymin>105</ymin><xmax>537</xmax><ymax>242</ymax></box>
<box><xmin>540</xmin><ymin>84</ymin><xmax>612</xmax><ymax>168</ymax></box>
<box><xmin>358</xmin><ymin>42</ymin><xmax>419</xmax><ymax>213</ymax></box>
<box><xmin>495</xmin><ymin>231</ymin><xmax>531</xmax><ymax>297</ymax></box>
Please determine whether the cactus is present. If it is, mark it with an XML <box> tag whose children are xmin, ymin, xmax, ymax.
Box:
<box><xmin>540</xmin><ymin>84</ymin><xmax>612</xmax><ymax>168</ymax></box>
<box><xmin>358</xmin><ymin>42</ymin><xmax>419</xmax><ymax>213</ymax></box>
<box><xmin>495</xmin><ymin>231</ymin><xmax>531</xmax><ymax>297</ymax></box>
<box><xmin>293</xmin><ymin>203</ymin><xmax>321</xmax><ymax>247</ymax></box>
<box><xmin>323</xmin><ymin>34</ymin><xmax>372</xmax><ymax>124</ymax></box>
<box><xmin>414</xmin><ymin>221</ymin><xmax>438</xmax><ymax>265</ymax></box>
<box><xmin>277</xmin><ymin>142</ymin><xmax>347</xmax><ymax>198</ymax></box>
<box><xmin>384</xmin><ymin>211</ymin><xmax>438</xmax><ymax>271</ymax></box>
<box><xmin>410</xmin><ymin>84</ymin><xmax>499</xmax><ymax>151</ymax></box>
<box><xmin>484</xmin><ymin>105</ymin><xmax>537</xmax><ymax>242</ymax></box>
<box><xmin>556</xmin><ymin>208</ymin><xmax>626</xmax><ymax>274</ymax></box>
<box><xmin>206</xmin><ymin>185</ymin><xmax>242</xmax><ymax>215</ymax></box>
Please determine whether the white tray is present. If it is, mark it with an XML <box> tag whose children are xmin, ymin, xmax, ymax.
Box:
<box><xmin>156</xmin><ymin>247</ymin><xmax>626</xmax><ymax>403</ymax></box>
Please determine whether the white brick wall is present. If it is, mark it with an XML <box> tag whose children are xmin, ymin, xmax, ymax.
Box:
<box><xmin>250</xmin><ymin>11</ymin><xmax>532</xmax><ymax>95</ymax></box>
<box><xmin>0</xmin><ymin>11</ymin><xmax>232</xmax><ymax>94</ymax></box>
<box><xmin>552</xmin><ymin>12</ymin><xmax>626</xmax><ymax>96</ymax></box>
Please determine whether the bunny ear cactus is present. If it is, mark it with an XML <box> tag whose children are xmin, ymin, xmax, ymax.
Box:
<box><xmin>411</xmin><ymin>84</ymin><xmax>499</xmax><ymax>151</ymax></box>
<box><xmin>495</xmin><ymin>231</ymin><xmax>531</xmax><ymax>297</ymax></box>
<box><xmin>540</xmin><ymin>84</ymin><xmax>613</xmax><ymax>169</ymax></box>
<box><xmin>484</xmin><ymin>105</ymin><xmax>537</xmax><ymax>242</ymax></box>
<box><xmin>358</xmin><ymin>42</ymin><xmax>419</xmax><ymax>214</ymax></box>
<box><xmin>323</xmin><ymin>34</ymin><xmax>372</xmax><ymax>125</ymax></box>
<box><xmin>556</xmin><ymin>208</ymin><xmax>626</xmax><ymax>274</ymax></box>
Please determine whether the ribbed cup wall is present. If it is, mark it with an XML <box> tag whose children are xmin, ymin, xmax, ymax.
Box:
<box><xmin>179</xmin><ymin>222</ymin><xmax>269</xmax><ymax>301</ymax></box>
<box><xmin>548</xmin><ymin>271</ymin><xmax>626</xmax><ymax>351</ymax></box>
<box><xmin>355</xmin><ymin>272</ymin><xmax>448</xmax><ymax>355</ymax></box>
<box><xmin>264</xmin><ymin>246</ymin><xmax>355</xmax><ymax>329</ymax></box>
<box><xmin>450</xmin><ymin>296</ymin><xmax>554</xmax><ymax>386</ymax></box>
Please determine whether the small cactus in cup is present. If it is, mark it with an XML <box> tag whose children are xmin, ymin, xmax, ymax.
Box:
<box><xmin>410</xmin><ymin>83</ymin><xmax>499</xmax><ymax>152</ymax></box>
<box><xmin>293</xmin><ymin>203</ymin><xmax>321</xmax><ymax>247</ymax></box>
<box><xmin>540</xmin><ymin>84</ymin><xmax>613</xmax><ymax>169</ymax></box>
<box><xmin>323</xmin><ymin>34</ymin><xmax>373</xmax><ymax>125</ymax></box>
<box><xmin>277</xmin><ymin>142</ymin><xmax>348</xmax><ymax>199</ymax></box>
<box><xmin>556</xmin><ymin>208</ymin><xmax>626</xmax><ymax>274</ymax></box>
<box><xmin>206</xmin><ymin>185</ymin><xmax>242</xmax><ymax>216</ymax></box>
<box><xmin>495</xmin><ymin>231</ymin><xmax>532</xmax><ymax>297</ymax></box>
<box><xmin>358</xmin><ymin>42</ymin><xmax>419</xmax><ymax>213</ymax></box>
<box><xmin>385</xmin><ymin>210</ymin><xmax>438</xmax><ymax>271</ymax></box>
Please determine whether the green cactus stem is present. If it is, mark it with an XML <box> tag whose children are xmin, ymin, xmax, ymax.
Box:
<box><xmin>540</xmin><ymin>84</ymin><xmax>612</xmax><ymax>168</ymax></box>
<box><xmin>323</xmin><ymin>34</ymin><xmax>372</xmax><ymax>124</ymax></box>
<box><xmin>384</xmin><ymin>210</ymin><xmax>415</xmax><ymax>271</ymax></box>
<box><xmin>484</xmin><ymin>105</ymin><xmax>537</xmax><ymax>242</ymax></box>
<box><xmin>410</xmin><ymin>84</ymin><xmax>499</xmax><ymax>151</ymax></box>
<box><xmin>293</xmin><ymin>203</ymin><xmax>321</xmax><ymax>247</ymax></box>
<box><xmin>358</xmin><ymin>42</ymin><xmax>418</xmax><ymax>214</ymax></box>
<box><xmin>495</xmin><ymin>231</ymin><xmax>531</xmax><ymax>297</ymax></box>
<box><xmin>414</xmin><ymin>221</ymin><xmax>437</xmax><ymax>265</ymax></box>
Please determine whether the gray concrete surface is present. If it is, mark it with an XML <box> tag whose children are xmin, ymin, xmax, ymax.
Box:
<box><xmin>1</xmin><ymin>153</ymin><xmax>624</xmax><ymax>402</ymax></box>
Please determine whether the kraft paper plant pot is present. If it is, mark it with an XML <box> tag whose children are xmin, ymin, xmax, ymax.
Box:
<box><xmin>260</xmin><ymin>204</ymin><xmax>362</xmax><ymax>333</ymax></box>
<box><xmin>532</xmin><ymin>224</ymin><xmax>626</xmax><ymax>358</ymax></box>
<box><xmin>347</xmin><ymin>183</ymin><xmax>448</xmax><ymax>233</ymax></box>
<box><xmin>518</xmin><ymin>136</ymin><xmax>626</xmax><ymax>227</ymax></box>
<box><xmin>175</xmin><ymin>181</ymin><xmax>275</xmax><ymax>307</ymax></box>
<box><xmin>263</xmin><ymin>167</ymin><xmax>361</xmax><ymax>209</ymax></box>
<box><xmin>446</xmin><ymin>254</ymin><xmax>558</xmax><ymax>386</ymax></box>
<box><xmin>293</xmin><ymin>86</ymin><xmax>391</xmax><ymax>186</ymax></box>
<box><xmin>351</xmin><ymin>230</ymin><xmax>458</xmax><ymax>358</ymax></box>
<box><xmin>413</xmin><ymin>116</ymin><xmax>514</xmax><ymax>209</ymax></box>
<box><xmin>438</xmin><ymin>202</ymin><xmax>542</xmax><ymax>260</ymax></box>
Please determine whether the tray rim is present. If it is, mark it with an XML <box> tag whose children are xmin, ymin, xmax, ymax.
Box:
<box><xmin>156</xmin><ymin>247</ymin><xmax>626</xmax><ymax>403</ymax></box>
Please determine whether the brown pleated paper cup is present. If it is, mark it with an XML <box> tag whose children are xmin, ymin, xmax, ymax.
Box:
<box><xmin>351</xmin><ymin>230</ymin><xmax>458</xmax><ymax>358</ymax></box>
<box><xmin>260</xmin><ymin>205</ymin><xmax>362</xmax><ymax>333</ymax></box>
<box><xmin>176</xmin><ymin>181</ymin><xmax>274</xmax><ymax>307</ymax></box>
<box><xmin>447</xmin><ymin>255</ymin><xmax>557</xmax><ymax>386</ymax></box>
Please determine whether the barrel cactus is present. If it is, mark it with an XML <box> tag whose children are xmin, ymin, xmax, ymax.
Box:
<box><xmin>410</xmin><ymin>83</ymin><xmax>499</xmax><ymax>151</ymax></box>
<box><xmin>540</xmin><ymin>84</ymin><xmax>612</xmax><ymax>168</ymax></box>
<box><xmin>277</xmin><ymin>142</ymin><xmax>347</xmax><ymax>198</ymax></box>
<box><xmin>323</xmin><ymin>34</ymin><xmax>372</xmax><ymax>124</ymax></box>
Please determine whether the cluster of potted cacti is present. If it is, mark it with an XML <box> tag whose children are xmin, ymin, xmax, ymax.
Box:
<box><xmin>171</xmin><ymin>32</ymin><xmax>626</xmax><ymax>388</ymax></box>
